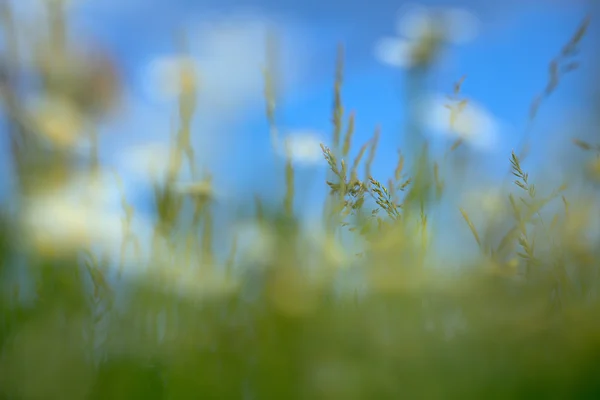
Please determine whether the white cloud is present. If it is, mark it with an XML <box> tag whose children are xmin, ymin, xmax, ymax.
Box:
<box><xmin>3</xmin><ymin>0</ymin><xmax>145</xmax><ymax>36</ymax></box>
<box><xmin>441</xmin><ymin>8</ymin><xmax>480</xmax><ymax>44</ymax></box>
<box><xmin>417</xmin><ymin>94</ymin><xmax>500</xmax><ymax>151</ymax></box>
<box><xmin>140</xmin><ymin>12</ymin><xmax>307</xmax><ymax>115</ymax></box>
<box><xmin>141</xmin><ymin>56</ymin><xmax>197</xmax><ymax>103</ymax></box>
<box><xmin>275</xmin><ymin>130</ymin><xmax>326</xmax><ymax>166</ymax></box>
<box><xmin>119</xmin><ymin>12</ymin><xmax>312</xmax><ymax>181</ymax></box>
<box><xmin>114</xmin><ymin>141</ymin><xmax>182</xmax><ymax>184</ymax></box>
<box><xmin>373</xmin><ymin>37</ymin><xmax>414</xmax><ymax>69</ymax></box>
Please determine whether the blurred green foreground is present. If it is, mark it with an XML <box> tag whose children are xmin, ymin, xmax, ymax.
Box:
<box><xmin>2</xmin><ymin>2</ymin><xmax>600</xmax><ymax>399</ymax></box>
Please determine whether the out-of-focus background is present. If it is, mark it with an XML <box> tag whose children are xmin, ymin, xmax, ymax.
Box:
<box><xmin>1</xmin><ymin>1</ymin><xmax>600</xmax><ymax>398</ymax></box>
<box><xmin>4</xmin><ymin>1</ymin><xmax>597</xmax><ymax>267</ymax></box>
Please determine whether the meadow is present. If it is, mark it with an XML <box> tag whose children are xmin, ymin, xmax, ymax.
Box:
<box><xmin>1</xmin><ymin>2</ymin><xmax>600</xmax><ymax>399</ymax></box>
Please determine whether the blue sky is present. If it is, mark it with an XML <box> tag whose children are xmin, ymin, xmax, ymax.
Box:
<box><xmin>2</xmin><ymin>0</ymin><xmax>599</xmax><ymax>268</ymax></box>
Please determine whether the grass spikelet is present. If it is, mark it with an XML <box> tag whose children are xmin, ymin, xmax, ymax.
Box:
<box><xmin>321</xmin><ymin>143</ymin><xmax>340</xmax><ymax>178</ymax></box>
<box><xmin>510</xmin><ymin>151</ymin><xmax>534</xmax><ymax>196</ymax></box>
<box><xmin>284</xmin><ymin>153</ymin><xmax>295</xmax><ymax>217</ymax></box>
<box><xmin>529</xmin><ymin>16</ymin><xmax>589</xmax><ymax>121</ymax></box>
<box><xmin>369</xmin><ymin>177</ymin><xmax>401</xmax><ymax>220</ymax></box>
<box><xmin>453</xmin><ymin>75</ymin><xmax>466</xmax><ymax>95</ymax></box>
<box><xmin>332</xmin><ymin>44</ymin><xmax>345</xmax><ymax>151</ymax></box>
<box><xmin>339</xmin><ymin>159</ymin><xmax>347</xmax><ymax>198</ymax></box>
<box><xmin>225</xmin><ymin>234</ymin><xmax>238</xmax><ymax>278</ymax></box>
<box><xmin>173</xmin><ymin>34</ymin><xmax>198</xmax><ymax>176</ymax></box>
<box><xmin>201</xmin><ymin>204</ymin><xmax>214</xmax><ymax>269</ymax></box>
<box><xmin>460</xmin><ymin>207</ymin><xmax>482</xmax><ymax>249</ymax></box>
<box><xmin>562</xmin><ymin>195</ymin><xmax>569</xmax><ymax>219</ymax></box>
<box><xmin>255</xmin><ymin>195</ymin><xmax>265</xmax><ymax>222</ymax></box>
<box><xmin>394</xmin><ymin>150</ymin><xmax>405</xmax><ymax>182</ymax></box>
<box><xmin>341</xmin><ymin>111</ymin><xmax>356</xmax><ymax>158</ymax></box>
<box><xmin>520</xmin><ymin>15</ymin><xmax>590</xmax><ymax>160</ymax></box>
<box><xmin>449</xmin><ymin>138</ymin><xmax>463</xmax><ymax>153</ymax></box>
<box><xmin>364</xmin><ymin>126</ymin><xmax>380</xmax><ymax>182</ymax></box>
<box><xmin>433</xmin><ymin>162</ymin><xmax>443</xmax><ymax>200</ymax></box>
<box><xmin>349</xmin><ymin>140</ymin><xmax>369</xmax><ymax>183</ymax></box>
<box><xmin>420</xmin><ymin>202</ymin><xmax>429</xmax><ymax>254</ymax></box>
<box><xmin>263</xmin><ymin>29</ymin><xmax>279</xmax><ymax>147</ymax></box>
<box><xmin>114</xmin><ymin>171</ymin><xmax>141</xmax><ymax>275</ymax></box>
<box><xmin>572</xmin><ymin>138</ymin><xmax>597</xmax><ymax>152</ymax></box>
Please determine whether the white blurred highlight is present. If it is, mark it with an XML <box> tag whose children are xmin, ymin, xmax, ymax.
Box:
<box><xmin>141</xmin><ymin>56</ymin><xmax>197</xmax><ymax>103</ymax></box>
<box><xmin>115</xmin><ymin>142</ymin><xmax>180</xmax><ymax>183</ymax></box>
<box><xmin>116</xmin><ymin>11</ymin><xmax>311</xmax><ymax>182</ymax></box>
<box><xmin>418</xmin><ymin>94</ymin><xmax>500</xmax><ymax>151</ymax></box>
<box><xmin>27</xmin><ymin>95</ymin><xmax>87</xmax><ymax>149</ymax></box>
<box><xmin>19</xmin><ymin>171</ymin><xmax>125</xmax><ymax>258</ymax></box>
<box><xmin>373</xmin><ymin>37</ymin><xmax>414</xmax><ymax>68</ymax></box>
<box><xmin>375</xmin><ymin>4</ymin><xmax>480</xmax><ymax>68</ymax></box>
<box><xmin>461</xmin><ymin>186</ymin><xmax>508</xmax><ymax>226</ymax></box>
<box><xmin>234</xmin><ymin>221</ymin><xmax>276</xmax><ymax>267</ymax></box>
<box><xmin>396</xmin><ymin>4</ymin><xmax>436</xmax><ymax>40</ymax></box>
<box><xmin>140</xmin><ymin>12</ymin><xmax>307</xmax><ymax>114</ymax></box>
<box><xmin>277</xmin><ymin>130</ymin><xmax>326</xmax><ymax>166</ymax></box>
<box><xmin>442</xmin><ymin>8</ymin><xmax>480</xmax><ymax>44</ymax></box>
<box><xmin>396</xmin><ymin>4</ymin><xmax>480</xmax><ymax>45</ymax></box>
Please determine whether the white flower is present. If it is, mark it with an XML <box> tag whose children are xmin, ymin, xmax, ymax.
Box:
<box><xmin>396</xmin><ymin>4</ymin><xmax>479</xmax><ymax>43</ymax></box>
<box><xmin>418</xmin><ymin>94</ymin><xmax>499</xmax><ymax>151</ymax></box>
<box><xmin>397</xmin><ymin>4</ymin><xmax>480</xmax><ymax>44</ymax></box>
<box><xmin>396</xmin><ymin>4</ymin><xmax>437</xmax><ymax>40</ymax></box>
<box><xmin>19</xmin><ymin>171</ymin><xmax>125</xmax><ymax>258</ymax></box>
<box><xmin>276</xmin><ymin>130</ymin><xmax>325</xmax><ymax>166</ymax></box>
<box><xmin>375</xmin><ymin>4</ymin><xmax>480</xmax><ymax>68</ymax></box>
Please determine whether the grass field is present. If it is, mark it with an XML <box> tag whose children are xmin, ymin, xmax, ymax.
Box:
<box><xmin>1</xmin><ymin>2</ymin><xmax>600</xmax><ymax>399</ymax></box>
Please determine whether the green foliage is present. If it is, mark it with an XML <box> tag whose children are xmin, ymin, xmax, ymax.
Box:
<box><xmin>1</xmin><ymin>4</ymin><xmax>600</xmax><ymax>399</ymax></box>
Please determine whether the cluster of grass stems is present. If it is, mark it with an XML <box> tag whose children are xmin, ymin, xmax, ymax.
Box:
<box><xmin>1</xmin><ymin>3</ymin><xmax>600</xmax><ymax>399</ymax></box>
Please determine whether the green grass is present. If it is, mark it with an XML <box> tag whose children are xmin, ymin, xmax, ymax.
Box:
<box><xmin>1</xmin><ymin>3</ymin><xmax>600</xmax><ymax>399</ymax></box>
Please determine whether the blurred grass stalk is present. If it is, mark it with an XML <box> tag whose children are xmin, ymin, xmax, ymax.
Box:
<box><xmin>1</xmin><ymin>2</ymin><xmax>600</xmax><ymax>399</ymax></box>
